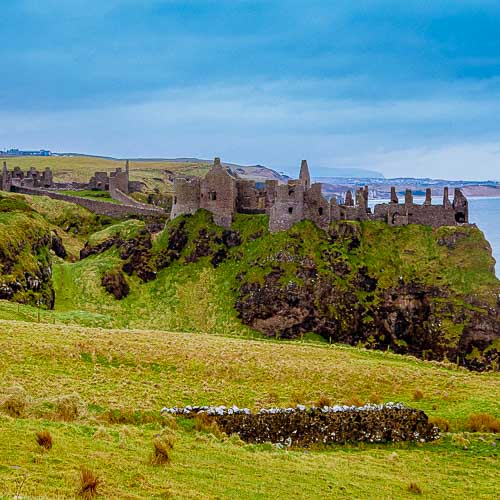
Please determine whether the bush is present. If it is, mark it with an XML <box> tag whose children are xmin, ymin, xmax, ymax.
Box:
<box><xmin>55</xmin><ymin>393</ymin><xmax>86</xmax><ymax>421</ymax></box>
<box><xmin>78</xmin><ymin>466</ymin><xmax>102</xmax><ymax>499</ymax></box>
<box><xmin>465</xmin><ymin>413</ymin><xmax>500</xmax><ymax>433</ymax></box>
<box><xmin>1</xmin><ymin>385</ymin><xmax>28</xmax><ymax>417</ymax></box>
<box><xmin>429</xmin><ymin>416</ymin><xmax>451</xmax><ymax>432</ymax></box>
<box><xmin>36</xmin><ymin>430</ymin><xmax>53</xmax><ymax>450</ymax></box>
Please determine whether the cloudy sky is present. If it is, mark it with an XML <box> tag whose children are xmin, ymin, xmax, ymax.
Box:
<box><xmin>1</xmin><ymin>0</ymin><xmax>500</xmax><ymax>179</ymax></box>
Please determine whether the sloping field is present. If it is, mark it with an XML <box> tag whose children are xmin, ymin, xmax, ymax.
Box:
<box><xmin>0</xmin><ymin>320</ymin><xmax>498</xmax><ymax>498</ymax></box>
<box><xmin>2</xmin><ymin>155</ymin><xmax>211</xmax><ymax>193</ymax></box>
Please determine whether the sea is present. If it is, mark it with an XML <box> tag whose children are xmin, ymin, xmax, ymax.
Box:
<box><xmin>367</xmin><ymin>197</ymin><xmax>500</xmax><ymax>276</ymax></box>
<box><xmin>469</xmin><ymin>197</ymin><xmax>500</xmax><ymax>276</ymax></box>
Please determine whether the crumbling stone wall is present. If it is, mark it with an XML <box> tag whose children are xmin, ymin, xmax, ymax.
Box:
<box><xmin>374</xmin><ymin>188</ymin><xmax>469</xmax><ymax>228</ymax></box>
<box><xmin>269</xmin><ymin>182</ymin><xmax>306</xmax><ymax>232</ymax></box>
<box><xmin>170</xmin><ymin>157</ymin><xmax>470</xmax><ymax>232</ymax></box>
<box><xmin>236</xmin><ymin>180</ymin><xmax>267</xmax><ymax>214</ymax></box>
<box><xmin>214</xmin><ymin>407</ymin><xmax>438</xmax><ymax>446</ymax></box>
<box><xmin>199</xmin><ymin>158</ymin><xmax>237</xmax><ymax>228</ymax></box>
<box><xmin>12</xmin><ymin>186</ymin><xmax>165</xmax><ymax>218</ymax></box>
<box><xmin>161</xmin><ymin>403</ymin><xmax>439</xmax><ymax>446</ymax></box>
<box><xmin>109</xmin><ymin>167</ymin><xmax>129</xmax><ymax>195</ymax></box>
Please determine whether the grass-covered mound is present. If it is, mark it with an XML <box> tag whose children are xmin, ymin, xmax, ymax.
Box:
<box><xmin>0</xmin><ymin>320</ymin><xmax>498</xmax><ymax>498</ymax></box>
<box><xmin>0</xmin><ymin>194</ymin><xmax>54</xmax><ymax>307</ymax></box>
<box><xmin>45</xmin><ymin>210</ymin><xmax>500</xmax><ymax>370</ymax></box>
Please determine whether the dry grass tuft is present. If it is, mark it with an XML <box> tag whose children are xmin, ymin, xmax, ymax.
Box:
<box><xmin>78</xmin><ymin>466</ymin><xmax>102</xmax><ymax>499</ymax></box>
<box><xmin>194</xmin><ymin>412</ymin><xmax>225</xmax><ymax>439</ymax></box>
<box><xmin>465</xmin><ymin>413</ymin><xmax>500</xmax><ymax>433</ymax></box>
<box><xmin>151</xmin><ymin>432</ymin><xmax>176</xmax><ymax>465</ymax></box>
<box><xmin>369</xmin><ymin>393</ymin><xmax>382</xmax><ymax>404</ymax></box>
<box><xmin>345</xmin><ymin>396</ymin><xmax>363</xmax><ymax>407</ymax></box>
<box><xmin>1</xmin><ymin>385</ymin><xmax>28</xmax><ymax>417</ymax></box>
<box><xmin>408</xmin><ymin>482</ymin><xmax>423</xmax><ymax>495</ymax></box>
<box><xmin>316</xmin><ymin>393</ymin><xmax>332</xmax><ymax>407</ymax></box>
<box><xmin>36</xmin><ymin>430</ymin><xmax>53</xmax><ymax>450</ymax></box>
<box><xmin>429</xmin><ymin>416</ymin><xmax>451</xmax><ymax>432</ymax></box>
<box><xmin>55</xmin><ymin>392</ymin><xmax>86</xmax><ymax>421</ymax></box>
<box><xmin>413</xmin><ymin>389</ymin><xmax>424</xmax><ymax>401</ymax></box>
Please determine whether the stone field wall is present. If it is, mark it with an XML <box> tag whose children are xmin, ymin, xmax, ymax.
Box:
<box><xmin>12</xmin><ymin>186</ymin><xmax>165</xmax><ymax>218</ymax></box>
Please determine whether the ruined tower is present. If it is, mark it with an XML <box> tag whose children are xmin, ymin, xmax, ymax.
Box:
<box><xmin>1</xmin><ymin>161</ymin><xmax>12</xmax><ymax>191</ymax></box>
<box><xmin>299</xmin><ymin>160</ymin><xmax>311</xmax><ymax>189</ymax></box>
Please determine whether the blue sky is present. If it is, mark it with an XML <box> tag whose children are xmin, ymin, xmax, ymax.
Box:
<box><xmin>1</xmin><ymin>0</ymin><xmax>500</xmax><ymax>179</ymax></box>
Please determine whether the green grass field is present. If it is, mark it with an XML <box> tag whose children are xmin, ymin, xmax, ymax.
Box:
<box><xmin>2</xmin><ymin>155</ymin><xmax>211</xmax><ymax>194</ymax></box>
<box><xmin>0</xmin><ymin>320</ymin><xmax>498</xmax><ymax>498</ymax></box>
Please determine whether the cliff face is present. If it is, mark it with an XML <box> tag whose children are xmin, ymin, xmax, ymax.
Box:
<box><xmin>79</xmin><ymin>210</ymin><xmax>499</xmax><ymax>370</ymax></box>
<box><xmin>0</xmin><ymin>195</ymin><xmax>55</xmax><ymax>308</ymax></box>
<box><xmin>232</xmin><ymin>220</ymin><xmax>500</xmax><ymax>371</ymax></box>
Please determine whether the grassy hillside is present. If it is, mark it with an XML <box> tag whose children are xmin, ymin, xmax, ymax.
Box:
<box><xmin>2</xmin><ymin>155</ymin><xmax>212</xmax><ymax>194</ymax></box>
<box><xmin>44</xmin><ymin>211</ymin><xmax>497</xmax><ymax>325</ymax></box>
<box><xmin>0</xmin><ymin>320</ymin><xmax>498</xmax><ymax>498</ymax></box>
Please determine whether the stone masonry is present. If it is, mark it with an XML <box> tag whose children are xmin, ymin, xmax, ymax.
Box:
<box><xmin>170</xmin><ymin>158</ymin><xmax>470</xmax><ymax>231</ymax></box>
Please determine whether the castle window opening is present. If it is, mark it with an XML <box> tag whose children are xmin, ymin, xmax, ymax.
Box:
<box><xmin>209</xmin><ymin>191</ymin><xmax>217</xmax><ymax>201</ymax></box>
<box><xmin>288</xmin><ymin>189</ymin><xmax>295</xmax><ymax>196</ymax></box>
<box><xmin>288</xmin><ymin>207</ymin><xmax>293</xmax><ymax>214</ymax></box>
<box><xmin>455</xmin><ymin>212</ymin><xmax>466</xmax><ymax>223</ymax></box>
<box><xmin>174</xmin><ymin>196</ymin><xmax>177</xmax><ymax>204</ymax></box>
<box><xmin>318</xmin><ymin>207</ymin><xmax>323</xmax><ymax>216</ymax></box>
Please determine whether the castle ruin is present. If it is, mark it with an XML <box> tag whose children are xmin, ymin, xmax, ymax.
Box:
<box><xmin>170</xmin><ymin>158</ymin><xmax>469</xmax><ymax>231</ymax></box>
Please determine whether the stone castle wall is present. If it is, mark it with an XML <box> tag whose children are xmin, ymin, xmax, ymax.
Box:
<box><xmin>171</xmin><ymin>158</ymin><xmax>470</xmax><ymax>232</ymax></box>
<box><xmin>199</xmin><ymin>158</ymin><xmax>237</xmax><ymax>227</ymax></box>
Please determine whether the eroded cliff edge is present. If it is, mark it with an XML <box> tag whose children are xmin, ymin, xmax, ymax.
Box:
<box><xmin>155</xmin><ymin>212</ymin><xmax>500</xmax><ymax>371</ymax></box>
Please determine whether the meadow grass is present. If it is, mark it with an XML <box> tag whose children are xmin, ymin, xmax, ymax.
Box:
<box><xmin>0</xmin><ymin>320</ymin><xmax>498</xmax><ymax>498</ymax></box>
<box><xmin>2</xmin><ymin>155</ymin><xmax>211</xmax><ymax>193</ymax></box>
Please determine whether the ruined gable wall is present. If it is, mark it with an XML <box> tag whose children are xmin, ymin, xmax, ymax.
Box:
<box><xmin>200</xmin><ymin>167</ymin><xmax>237</xmax><ymax>228</ymax></box>
<box><xmin>170</xmin><ymin>178</ymin><xmax>201</xmax><ymax>219</ymax></box>
<box><xmin>109</xmin><ymin>168</ymin><xmax>129</xmax><ymax>195</ymax></box>
<box><xmin>89</xmin><ymin>172</ymin><xmax>109</xmax><ymax>191</ymax></box>
<box><xmin>304</xmin><ymin>183</ymin><xmax>330</xmax><ymax>230</ymax></box>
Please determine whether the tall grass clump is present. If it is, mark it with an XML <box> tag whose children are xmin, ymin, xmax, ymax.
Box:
<box><xmin>1</xmin><ymin>385</ymin><xmax>28</xmax><ymax>417</ymax></box>
<box><xmin>151</xmin><ymin>431</ymin><xmax>176</xmax><ymax>465</ymax></box>
<box><xmin>465</xmin><ymin>413</ymin><xmax>500</xmax><ymax>433</ymax></box>
<box><xmin>78</xmin><ymin>466</ymin><xmax>102</xmax><ymax>499</ymax></box>
<box><xmin>36</xmin><ymin>430</ymin><xmax>53</xmax><ymax>450</ymax></box>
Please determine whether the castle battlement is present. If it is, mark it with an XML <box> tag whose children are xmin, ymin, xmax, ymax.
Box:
<box><xmin>170</xmin><ymin>158</ymin><xmax>470</xmax><ymax>231</ymax></box>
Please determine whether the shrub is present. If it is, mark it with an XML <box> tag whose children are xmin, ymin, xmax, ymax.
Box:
<box><xmin>78</xmin><ymin>466</ymin><xmax>102</xmax><ymax>499</ymax></box>
<box><xmin>1</xmin><ymin>385</ymin><xmax>28</xmax><ymax>417</ymax></box>
<box><xmin>429</xmin><ymin>416</ymin><xmax>451</xmax><ymax>432</ymax></box>
<box><xmin>55</xmin><ymin>393</ymin><xmax>86</xmax><ymax>421</ymax></box>
<box><xmin>413</xmin><ymin>390</ymin><xmax>424</xmax><ymax>401</ymax></box>
<box><xmin>408</xmin><ymin>482</ymin><xmax>422</xmax><ymax>495</ymax></box>
<box><xmin>36</xmin><ymin>430</ymin><xmax>53</xmax><ymax>450</ymax></box>
<box><xmin>465</xmin><ymin>413</ymin><xmax>500</xmax><ymax>433</ymax></box>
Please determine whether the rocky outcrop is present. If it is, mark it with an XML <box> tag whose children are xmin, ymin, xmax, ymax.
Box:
<box><xmin>235</xmin><ymin>222</ymin><xmax>500</xmax><ymax>371</ymax></box>
<box><xmin>101</xmin><ymin>270</ymin><xmax>130</xmax><ymax>300</ymax></box>
<box><xmin>0</xmin><ymin>231</ymin><xmax>55</xmax><ymax>308</ymax></box>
